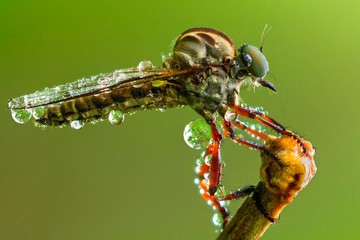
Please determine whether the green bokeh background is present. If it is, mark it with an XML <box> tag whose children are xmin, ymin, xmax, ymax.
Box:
<box><xmin>1</xmin><ymin>1</ymin><xmax>359</xmax><ymax>239</ymax></box>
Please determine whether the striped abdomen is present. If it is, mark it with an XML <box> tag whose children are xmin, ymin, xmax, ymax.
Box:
<box><xmin>36</xmin><ymin>82</ymin><xmax>185</xmax><ymax>127</ymax></box>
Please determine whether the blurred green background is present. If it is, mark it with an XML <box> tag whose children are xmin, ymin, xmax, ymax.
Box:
<box><xmin>1</xmin><ymin>1</ymin><xmax>359</xmax><ymax>239</ymax></box>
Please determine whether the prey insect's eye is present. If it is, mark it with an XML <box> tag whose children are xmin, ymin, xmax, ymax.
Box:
<box><xmin>239</xmin><ymin>44</ymin><xmax>269</xmax><ymax>78</ymax></box>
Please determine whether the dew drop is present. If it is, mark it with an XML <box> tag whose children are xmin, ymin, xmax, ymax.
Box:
<box><xmin>157</xmin><ymin>107</ymin><xmax>166</xmax><ymax>112</ymax></box>
<box><xmin>131</xmin><ymin>83</ymin><xmax>144</xmax><ymax>88</ymax></box>
<box><xmin>204</xmin><ymin>155</ymin><xmax>212</xmax><ymax>166</ymax></box>
<box><xmin>34</xmin><ymin>122</ymin><xmax>47</xmax><ymax>130</ymax></box>
<box><xmin>137</xmin><ymin>60</ymin><xmax>154</xmax><ymax>70</ymax></box>
<box><xmin>203</xmin><ymin>172</ymin><xmax>210</xmax><ymax>181</ymax></box>
<box><xmin>224</xmin><ymin>110</ymin><xmax>237</xmax><ymax>121</ymax></box>
<box><xmin>212</xmin><ymin>213</ymin><xmax>222</xmax><ymax>227</ymax></box>
<box><xmin>183</xmin><ymin>119</ymin><xmax>211</xmax><ymax>149</ymax></box>
<box><xmin>195</xmin><ymin>166</ymin><xmax>201</xmax><ymax>174</ymax></box>
<box><xmin>32</xmin><ymin>106</ymin><xmax>45</xmax><ymax>120</ymax></box>
<box><xmin>194</xmin><ymin>178</ymin><xmax>200</xmax><ymax>185</ymax></box>
<box><xmin>108</xmin><ymin>110</ymin><xmax>125</xmax><ymax>125</ymax></box>
<box><xmin>11</xmin><ymin>109</ymin><xmax>32</xmax><ymax>124</ymax></box>
<box><xmin>70</xmin><ymin>120</ymin><xmax>84</xmax><ymax>130</ymax></box>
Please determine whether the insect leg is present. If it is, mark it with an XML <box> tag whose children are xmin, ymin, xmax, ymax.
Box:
<box><xmin>231</xmin><ymin>105</ymin><xmax>309</xmax><ymax>155</ymax></box>
<box><xmin>195</xmin><ymin>121</ymin><xmax>232</xmax><ymax>226</ymax></box>
<box><xmin>207</xmin><ymin>122</ymin><xmax>223</xmax><ymax>196</ymax></box>
<box><xmin>220</xmin><ymin>185</ymin><xmax>256</xmax><ymax>201</ymax></box>
<box><xmin>231</xmin><ymin>119</ymin><xmax>269</xmax><ymax>141</ymax></box>
<box><xmin>219</xmin><ymin>185</ymin><xmax>276</xmax><ymax>223</ymax></box>
<box><xmin>197</xmin><ymin>177</ymin><xmax>231</xmax><ymax>226</ymax></box>
<box><xmin>221</xmin><ymin>118</ymin><xmax>282</xmax><ymax>222</ymax></box>
<box><xmin>222</xmin><ymin>118</ymin><xmax>284</xmax><ymax>167</ymax></box>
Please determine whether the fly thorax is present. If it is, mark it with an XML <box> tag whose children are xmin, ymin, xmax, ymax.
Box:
<box><xmin>171</xmin><ymin>28</ymin><xmax>236</xmax><ymax>68</ymax></box>
<box><xmin>183</xmin><ymin>68</ymin><xmax>238</xmax><ymax>116</ymax></box>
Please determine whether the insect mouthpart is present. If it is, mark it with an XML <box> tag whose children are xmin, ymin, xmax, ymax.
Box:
<box><xmin>257</xmin><ymin>79</ymin><xmax>277</xmax><ymax>92</ymax></box>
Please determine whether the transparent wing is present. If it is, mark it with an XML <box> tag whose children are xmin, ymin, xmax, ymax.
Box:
<box><xmin>8</xmin><ymin>63</ymin><xmax>194</xmax><ymax>110</ymax></box>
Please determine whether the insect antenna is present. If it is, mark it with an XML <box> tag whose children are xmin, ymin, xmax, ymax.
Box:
<box><xmin>260</xmin><ymin>24</ymin><xmax>272</xmax><ymax>53</ymax></box>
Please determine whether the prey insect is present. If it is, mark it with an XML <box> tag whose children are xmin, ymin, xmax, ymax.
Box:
<box><xmin>8</xmin><ymin>28</ymin><xmax>310</xmax><ymax>227</ymax></box>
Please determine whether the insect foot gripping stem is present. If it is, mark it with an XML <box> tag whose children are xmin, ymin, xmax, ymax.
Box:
<box><xmin>217</xmin><ymin>135</ymin><xmax>316</xmax><ymax>240</ymax></box>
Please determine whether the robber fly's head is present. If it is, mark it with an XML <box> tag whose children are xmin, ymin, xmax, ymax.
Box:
<box><xmin>236</xmin><ymin>44</ymin><xmax>276</xmax><ymax>92</ymax></box>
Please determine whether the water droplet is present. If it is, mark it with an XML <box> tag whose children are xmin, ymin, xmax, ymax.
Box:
<box><xmin>157</xmin><ymin>107</ymin><xmax>166</xmax><ymax>112</ymax></box>
<box><xmin>194</xmin><ymin>178</ymin><xmax>200</xmax><ymax>185</ymax></box>
<box><xmin>204</xmin><ymin>155</ymin><xmax>212</xmax><ymax>166</ymax></box>
<box><xmin>215</xmin><ymin>185</ymin><xmax>228</xmax><ymax>199</ymax></box>
<box><xmin>203</xmin><ymin>172</ymin><xmax>210</xmax><ymax>180</ymax></box>
<box><xmin>137</xmin><ymin>60</ymin><xmax>154</xmax><ymax>70</ymax></box>
<box><xmin>240</xmin><ymin>103</ymin><xmax>248</xmax><ymax>108</ymax></box>
<box><xmin>224</xmin><ymin>110</ymin><xmax>237</xmax><ymax>121</ymax></box>
<box><xmin>70</xmin><ymin>120</ymin><xmax>84</xmax><ymax>130</ymax></box>
<box><xmin>11</xmin><ymin>109</ymin><xmax>32</xmax><ymax>124</ymax></box>
<box><xmin>183</xmin><ymin>119</ymin><xmax>211</xmax><ymax>149</ymax></box>
<box><xmin>108</xmin><ymin>110</ymin><xmax>125</xmax><ymax>125</ymax></box>
<box><xmin>212</xmin><ymin>213</ymin><xmax>222</xmax><ymax>227</ymax></box>
<box><xmin>34</xmin><ymin>122</ymin><xmax>47</xmax><ymax>129</ymax></box>
<box><xmin>32</xmin><ymin>107</ymin><xmax>45</xmax><ymax>119</ymax></box>
<box><xmin>131</xmin><ymin>83</ymin><xmax>144</xmax><ymax>88</ymax></box>
<box><xmin>97</xmin><ymin>77</ymin><xmax>107</xmax><ymax>85</ymax></box>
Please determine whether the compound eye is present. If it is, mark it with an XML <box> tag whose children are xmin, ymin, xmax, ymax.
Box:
<box><xmin>240</xmin><ymin>44</ymin><xmax>269</xmax><ymax>78</ymax></box>
<box><xmin>241</xmin><ymin>53</ymin><xmax>252</xmax><ymax>67</ymax></box>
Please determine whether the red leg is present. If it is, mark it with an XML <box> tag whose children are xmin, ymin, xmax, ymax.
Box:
<box><xmin>196</xmin><ymin>177</ymin><xmax>230</xmax><ymax>226</ymax></box>
<box><xmin>231</xmin><ymin>119</ymin><xmax>269</xmax><ymax>141</ymax></box>
<box><xmin>207</xmin><ymin>122</ymin><xmax>222</xmax><ymax>195</ymax></box>
<box><xmin>231</xmin><ymin>105</ymin><xmax>310</xmax><ymax>155</ymax></box>
<box><xmin>195</xmin><ymin>121</ymin><xmax>232</xmax><ymax>226</ymax></box>
<box><xmin>223</xmin><ymin>119</ymin><xmax>284</xmax><ymax>167</ymax></box>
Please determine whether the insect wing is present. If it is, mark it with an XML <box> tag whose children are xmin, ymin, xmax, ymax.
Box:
<box><xmin>8</xmin><ymin>67</ymin><xmax>182</xmax><ymax>110</ymax></box>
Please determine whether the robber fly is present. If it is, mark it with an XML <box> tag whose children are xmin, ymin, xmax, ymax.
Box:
<box><xmin>8</xmin><ymin>28</ymin><xmax>310</xmax><ymax>227</ymax></box>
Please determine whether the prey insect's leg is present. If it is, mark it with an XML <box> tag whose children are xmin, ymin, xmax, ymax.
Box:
<box><xmin>231</xmin><ymin>105</ymin><xmax>310</xmax><ymax>155</ymax></box>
